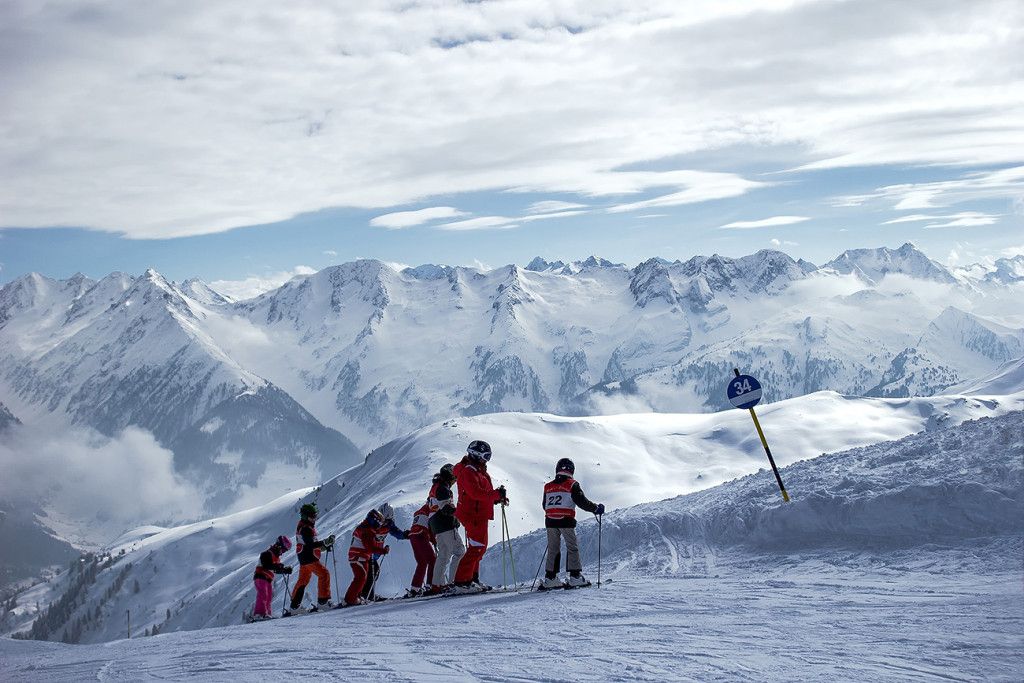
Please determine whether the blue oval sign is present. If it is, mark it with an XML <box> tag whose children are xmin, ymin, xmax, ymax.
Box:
<box><xmin>727</xmin><ymin>374</ymin><xmax>762</xmax><ymax>409</ymax></box>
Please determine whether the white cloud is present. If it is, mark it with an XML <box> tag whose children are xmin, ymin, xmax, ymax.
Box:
<box><xmin>770</xmin><ymin>238</ymin><xmax>799</xmax><ymax>247</ymax></box>
<box><xmin>1</xmin><ymin>2</ymin><xmax>1022</xmax><ymax>237</ymax></box>
<box><xmin>526</xmin><ymin>200</ymin><xmax>588</xmax><ymax>214</ymax></box>
<box><xmin>323</xmin><ymin>249</ymin><xmax>338</xmax><ymax>256</ymax></box>
<box><xmin>841</xmin><ymin>167</ymin><xmax>1024</xmax><ymax>212</ymax></box>
<box><xmin>924</xmin><ymin>216</ymin><xmax>1000</xmax><ymax>229</ymax></box>
<box><xmin>720</xmin><ymin>215</ymin><xmax>809</xmax><ymax>229</ymax></box>
<box><xmin>370</xmin><ymin>206</ymin><xmax>468</xmax><ymax>229</ymax></box>
<box><xmin>0</xmin><ymin>424</ymin><xmax>202</xmax><ymax>545</ymax></box>
<box><xmin>882</xmin><ymin>211</ymin><xmax>1000</xmax><ymax>229</ymax></box>
<box><xmin>209</xmin><ymin>265</ymin><xmax>316</xmax><ymax>300</ymax></box>
<box><xmin>606</xmin><ymin>171</ymin><xmax>766</xmax><ymax>213</ymax></box>
<box><xmin>436</xmin><ymin>216</ymin><xmax>520</xmax><ymax>231</ymax></box>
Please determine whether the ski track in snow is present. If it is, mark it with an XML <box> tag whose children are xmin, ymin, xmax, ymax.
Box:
<box><xmin>2</xmin><ymin>561</ymin><xmax>1021</xmax><ymax>682</ymax></box>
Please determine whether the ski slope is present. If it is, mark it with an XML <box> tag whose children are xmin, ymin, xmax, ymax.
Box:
<box><xmin>3</xmin><ymin>389</ymin><xmax>1022</xmax><ymax>647</ymax></box>
<box><xmin>2</xmin><ymin>410</ymin><xmax>1021</xmax><ymax>681</ymax></box>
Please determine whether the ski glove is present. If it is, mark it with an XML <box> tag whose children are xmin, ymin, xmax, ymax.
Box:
<box><xmin>595</xmin><ymin>504</ymin><xmax>605</xmax><ymax>515</ymax></box>
<box><xmin>282</xmin><ymin>566</ymin><xmax>293</xmax><ymax>574</ymax></box>
<box><xmin>382</xmin><ymin>545</ymin><xmax>390</xmax><ymax>555</ymax></box>
<box><xmin>497</xmin><ymin>485</ymin><xmax>509</xmax><ymax>505</ymax></box>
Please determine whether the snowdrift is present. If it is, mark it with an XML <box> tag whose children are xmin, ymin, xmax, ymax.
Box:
<box><xmin>5</xmin><ymin>389</ymin><xmax>1021</xmax><ymax>643</ymax></box>
<box><xmin>487</xmin><ymin>410</ymin><xmax>1023</xmax><ymax>581</ymax></box>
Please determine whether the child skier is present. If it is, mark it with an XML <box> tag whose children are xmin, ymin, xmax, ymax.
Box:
<box><xmin>345</xmin><ymin>507</ymin><xmax>391</xmax><ymax>606</ymax></box>
<box><xmin>406</xmin><ymin>499</ymin><xmax>436</xmax><ymax>597</ymax></box>
<box><xmin>252</xmin><ymin>535</ymin><xmax>293</xmax><ymax>620</ymax></box>
<box><xmin>452</xmin><ymin>440</ymin><xmax>508</xmax><ymax>591</ymax></box>
<box><xmin>360</xmin><ymin>502</ymin><xmax>409</xmax><ymax>601</ymax></box>
<box><xmin>540</xmin><ymin>458</ymin><xmax>604</xmax><ymax>589</ymax></box>
<box><xmin>428</xmin><ymin>463</ymin><xmax>464</xmax><ymax>594</ymax></box>
<box><xmin>288</xmin><ymin>502</ymin><xmax>336</xmax><ymax>613</ymax></box>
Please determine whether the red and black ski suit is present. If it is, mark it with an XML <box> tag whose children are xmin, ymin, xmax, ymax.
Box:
<box><xmin>408</xmin><ymin>502</ymin><xmax>436</xmax><ymax>589</ymax></box>
<box><xmin>345</xmin><ymin>515</ymin><xmax>390</xmax><ymax>605</ymax></box>
<box><xmin>452</xmin><ymin>455</ymin><xmax>504</xmax><ymax>584</ymax></box>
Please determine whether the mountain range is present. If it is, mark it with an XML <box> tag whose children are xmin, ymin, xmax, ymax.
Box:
<box><xmin>0</xmin><ymin>243</ymin><xmax>1022</xmax><ymax>533</ymax></box>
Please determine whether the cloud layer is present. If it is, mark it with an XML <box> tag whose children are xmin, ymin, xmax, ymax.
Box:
<box><xmin>0</xmin><ymin>424</ymin><xmax>203</xmax><ymax>545</ymax></box>
<box><xmin>1</xmin><ymin>0</ymin><xmax>1022</xmax><ymax>238</ymax></box>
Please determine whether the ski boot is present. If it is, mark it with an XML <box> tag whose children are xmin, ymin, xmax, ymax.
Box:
<box><xmin>540</xmin><ymin>575</ymin><xmax>566</xmax><ymax>590</ymax></box>
<box><xmin>566</xmin><ymin>573</ymin><xmax>591</xmax><ymax>589</ymax></box>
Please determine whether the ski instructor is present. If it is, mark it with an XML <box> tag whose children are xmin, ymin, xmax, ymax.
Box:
<box><xmin>452</xmin><ymin>440</ymin><xmax>508</xmax><ymax>590</ymax></box>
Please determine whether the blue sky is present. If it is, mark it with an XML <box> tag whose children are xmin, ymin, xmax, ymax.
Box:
<box><xmin>1</xmin><ymin>1</ymin><xmax>1022</xmax><ymax>295</ymax></box>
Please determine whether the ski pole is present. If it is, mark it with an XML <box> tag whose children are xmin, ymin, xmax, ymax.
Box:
<box><xmin>330</xmin><ymin>546</ymin><xmax>339</xmax><ymax>605</ymax></box>
<box><xmin>500</xmin><ymin>509</ymin><xmax>508</xmax><ymax>590</ymax></box>
<box><xmin>282</xmin><ymin>571</ymin><xmax>291</xmax><ymax>614</ymax></box>
<box><xmin>501</xmin><ymin>504</ymin><xmax>518</xmax><ymax>589</ymax></box>
<box><xmin>368</xmin><ymin>554</ymin><xmax>386</xmax><ymax>600</ymax></box>
<box><xmin>597</xmin><ymin>514</ymin><xmax>603</xmax><ymax>588</ymax></box>
<box><xmin>531</xmin><ymin>545</ymin><xmax>548</xmax><ymax>591</ymax></box>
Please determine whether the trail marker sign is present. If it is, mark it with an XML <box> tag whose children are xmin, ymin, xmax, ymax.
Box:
<box><xmin>727</xmin><ymin>374</ymin><xmax>762</xmax><ymax>410</ymax></box>
<box><xmin>726</xmin><ymin>369</ymin><xmax>790</xmax><ymax>502</ymax></box>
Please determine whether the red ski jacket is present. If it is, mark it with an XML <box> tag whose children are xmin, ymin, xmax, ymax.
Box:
<box><xmin>408</xmin><ymin>502</ymin><xmax>434</xmax><ymax>542</ymax></box>
<box><xmin>453</xmin><ymin>456</ymin><xmax>501</xmax><ymax>524</ymax></box>
<box><xmin>348</xmin><ymin>517</ymin><xmax>389</xmax><ymax>560</ymax></box>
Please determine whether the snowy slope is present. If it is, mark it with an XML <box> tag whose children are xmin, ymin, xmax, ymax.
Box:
<box><xmin>487</xmin><ymin>410</ymin><xmax>1022</xmax><ymax>583</ymax></box>
<box><xmin>2</xmin><ymin>411</ymin><xmax>1021</xmax><ymax>681</ymax></box>
<box><xmin>5</xmin><ymin>388</ymin><xmax>1020</xmax><ymax>645</ymax></box>
<box><xmin>952</xmin><ymin>355</ymin><xmax>1024</xmax><ymax>395</ymax></box>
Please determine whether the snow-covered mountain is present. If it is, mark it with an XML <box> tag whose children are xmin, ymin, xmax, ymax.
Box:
<box><xmin>4</xmin><ymin>387</ymin><xmax>1019</xmax><ymax>645</ymax></box>
<box><xmin>868</xmin><ymin>308</ymin><xmax>1024</xmax><ymax>397</ymax></box>
<box><xmin>0</xmin><ymin>270</ymin><xmax>361</xmax><ymax>519</ymax></box>
<box><xmin>955</xmin><ymin>254</ymin><xmax>1024</xmax><ymax>286</ymax></box>
<box><xmin>822</xmin><ymin>242</ymin><xmax>958</xmax><ymax>284</ymax></box>
<box><xmin>2</xmin><ymin>243</ymin><xmax>1022</xmax><ymax>546</ymax></box>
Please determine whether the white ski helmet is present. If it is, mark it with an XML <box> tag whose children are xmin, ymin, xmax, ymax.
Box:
<box><xmin>378</xmin><ymin>502</ymin><xmax>395</xmax><ymax>521</ymax></box>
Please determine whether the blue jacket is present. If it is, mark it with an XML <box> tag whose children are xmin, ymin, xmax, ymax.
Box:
<box><xmin>373</xmin><ymin>520</ymin><xmax>408</xmax><ymax>559</ymax></box>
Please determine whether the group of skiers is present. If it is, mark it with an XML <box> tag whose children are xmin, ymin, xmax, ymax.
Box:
<box><xmin>251</xmin><ymin>439</ymin><xmax>605</xmax><ymax>619</ymax></box>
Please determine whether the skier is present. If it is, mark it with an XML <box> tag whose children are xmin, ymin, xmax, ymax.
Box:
<box><xmin>406</xmin><ymin>499</ymin><xmax>436</xmax><ymax>597</ymax></box>
<box><xmin>426</xmin><ymin>464</ymin><xmax>464</xmax><ymax>594</ymax></box>
<box><xmin>452</xmin><ymin>440</ymin><xmax>508</xmax><ymax>591</ymax></box>
<box><xmin>252</xmin><ymin>535</ymin><xmax>293</xmax><ymax>620</ymax></box>
<box><xmin>360</xmin><ymin>502</ymin><xmax>410</xmax><ymax>601</ymax></box>
<box><xmin>345</xmin><ymin>507</ymin><xmax>391</xmax><ymax>606</ymax></box>
<box><xmin>540</xmin><ymin>458</ymin><xmax>605</xmax><ymax>589</ymax></box>
<box><xmin>288</xmin><ymin>502</ymin><xmax>336</xmax><ymax>613</ymax></box>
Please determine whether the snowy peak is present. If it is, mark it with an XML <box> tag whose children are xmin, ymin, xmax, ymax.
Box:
<box><xmin>179</xmin><ymin>278</ymin><xmax>232</xmax><ymax>306</ymax></box>
<box><xmin>824</xmin><ymin>242</ymin><xmax>956</xmax><ymax>284</ymax></box>
<box><xmin>954</xmin><ymin>255</ymin><xmax>1024</xmax><ymax>286</ymax></box>
<box><xmin>733</xmin><ymin>250</ymin><xmax>812</xmax><ymax>293</ymax></box>
<box><xmin>987</xmin><ymin>255</ymin><xmax>1024</xmax><ymax>284</ymax></box>
<box><xmin>522</xmin><ymin>256</ymin><xmax>627</xmax><ymax>273</ymax></box>
<box><xmin>0</xmin><ymin>272</ymin><xmax>93</xmax><ymax>326</ymax></box>
<box><xmin>524</xmin><ymin>257</ymin><xmax>565</xmax><ymax>272</ymax></box>
<box><xmin>629</xmin><ymin>258</ymin><xmax>680</xmax><ymax>308</ymax></box>
<box><xmin>922</xmin><ymin>307</ymin><xmax>1024</xmax><ymax>363</ymax></box>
